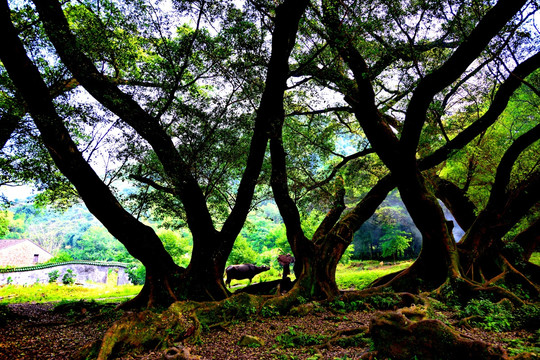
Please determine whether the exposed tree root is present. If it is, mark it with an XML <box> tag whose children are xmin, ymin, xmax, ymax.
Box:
<box><xmin>318</xmin><ymin>327</ymin><xmax>369</xmax><ymax>350</ymax></box>
<box><xmin>82</xmin><ymin>284</ymin><xmax>539</xmax><ymax>360</ymax></box>
<box><xmin>457</xmin><ymin>315</ymin><xmax>485</xmax><ymax>329</ymax></box>
<box><xmin>340</xmin><ymin>290</ymin><xmax>422</xmax><ymax>311</ymax></box>
<box><xmin>523</xmin><ymin>261</ymin><xmax>540</xmax><ymax>283</ymax></box>
<box><xmin>369</xmin><ymin>269</ymin><xmax>405</xmax><ymax>288</ymax></box>
<box><xmin>485</xmin><ymin>257</ymin><xmax>540</xmax><ymax>299</ymax></box>
<box><xmin>369</xmin><ymin>310</ymin><xmax>510</xmax><ymax>360</ymax></box>
<box><xmin>433</xmin><ymin>275</ymin><xmax>527</xmax><ymax>306</ymax></box>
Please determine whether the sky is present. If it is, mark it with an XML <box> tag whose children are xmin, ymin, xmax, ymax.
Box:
<box><xmin>1</xmin><ymin>185</ymin><xmax>35</xmax><ymax>202</ymax></box>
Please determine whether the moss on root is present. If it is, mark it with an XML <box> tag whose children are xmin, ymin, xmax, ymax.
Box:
<box><xmin>90</xmin><ymin>306</ymin><xmax>195</xmax><ymax>360</ymax></box>
<box><xmin>84</xmin><ymin>293</ymin><xmax>270</xmax><ymax>359</ymax></box>
<box><xmin>369</xmin><ymin>311</ymin><xmax>509</xmax><ymax>360</ymax></box>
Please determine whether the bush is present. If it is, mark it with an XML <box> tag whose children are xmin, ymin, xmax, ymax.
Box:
<box><xmin>276</xmin><ymin>326</ymin><xmax>328</xmax><ymax>348</ymax></box>
<box><xmin>126</xmin><ymin>263</ymin><xmax>145</xmax><ymax>285</ymax></box>
<box><xmin>48</xmin><ymin>270</ymin><xmax>60</xmax><ymax>283</ymax></box>
<box><xmin>62</xmin><ymin>269</ymin><xmax>76</xmax><ymax>285</ymax></box>
<box><xmin>461</xmin><ymin>299</ymin><xmax>514</xmax><ymax>332</ymax></box>
<box><xmin>514</xmin><ymin>303</ymin><xmax>540</xmax><ymax>330</ymax></box>
<box><xmin>227</xmin><ymin>235</ymin><xmax>258</xmax><ymax>266</ymax></box>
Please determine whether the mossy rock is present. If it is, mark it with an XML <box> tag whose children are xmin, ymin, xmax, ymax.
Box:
<box><xmin>239</xmin><ymin>334</ymin><xmax>265</xmax><ymax>347</ymax></box>
<box><xmin>96</xmin><ymin>306</ymin><xmax>195</xmax><ymax>359</ymax></box>
<box><xmin>370</xmin><ymin>311</ymin><xmax>509</xmax><ymax>360</ymax></box>
<box><xmin>195</xmin><ymin>292</ymin><xmax>265</xmax><ymax>326</ymax></box>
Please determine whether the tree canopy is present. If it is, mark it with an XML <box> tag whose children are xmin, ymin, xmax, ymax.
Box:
<box><xmin>0</xmin><ymin>0</ymin><xmax>539</xmax><ymax>308</ymax></box>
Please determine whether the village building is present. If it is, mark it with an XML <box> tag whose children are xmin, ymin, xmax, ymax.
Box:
<box><xmin>0</xmin><ymin>239</ymin><xmax>52</xmax><ymax>267</ymax></box>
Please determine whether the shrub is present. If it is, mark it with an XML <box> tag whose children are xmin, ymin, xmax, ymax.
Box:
<box><xmin>48</xmin><ymin>270</ymin><xmax>60</xmax><ymax>283</ymax></box>
<box><xmin>126</xmin><ymin>263</ymin><xmax>145</xmax><ymax>285</ymax></box>
<box><xmin>62</xmin><ymin>269</ymin><xmax>76</xmax><ymax>285</ymax></box>
<box><xmin>461</xmin><ymin>299</ymin><xmax>514</xmax><ymax>332</ymax></box>
<box><xmin>514</xmin><ymin>303</ymin><xmax>540</xmax><ymax>330</ymax></box>
<box><xmin>276</xmin><ymin>327</ymin><xmax>328</xmax><ymax>348</ymax></box>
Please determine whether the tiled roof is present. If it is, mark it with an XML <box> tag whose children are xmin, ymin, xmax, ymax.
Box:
<box><xmin>0</xmin><ymin>239</ymin><xmax>28</xmax><ymax>250</ymax></box>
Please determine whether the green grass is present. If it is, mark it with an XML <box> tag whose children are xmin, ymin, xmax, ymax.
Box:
<box><xmin>529</xmin><ymin>252</ymin><xmax>540</xmax><ymax>266</ymax></box>
<box><xmin>336</xmin><ymin>260</ymin><xmax>413</xmax><ymax>290</ymax></box>
<box><xmin>0</xmin><ymin>283</ymin><xmax>142</xmax><ymax>304</ymax></box>
<box><xmin>1</xmin><ymin>260</ymin><xmax>414</xmax><ymax>303</ymax></box>
<box><xmin>227</xmin><ymin>260</ymin><xmax>414</xmax><ymax>291</ymax></box>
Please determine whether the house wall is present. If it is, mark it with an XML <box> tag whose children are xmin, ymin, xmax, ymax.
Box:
<box><xmin>0</xmin><ymin>263</ymin><xmax>132</xmax><ymax>285</ymax></box>
<box><xmin>0</xmin><ymin>241</ymin><xmax>53</xmax><ymax>267</ymax></box>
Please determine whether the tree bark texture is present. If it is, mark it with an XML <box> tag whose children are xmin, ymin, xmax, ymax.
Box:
<box><xmin>11</xmin><ymin>0</ymin><xmax>310</xmax><ymax>303</ymax></box>
<box><xmin>0</xmin><ymin>0</ymin><xmax>182</xmax><ymax>307</ymax></box>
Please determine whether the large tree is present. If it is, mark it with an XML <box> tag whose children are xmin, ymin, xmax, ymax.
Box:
<box><xmin>265</xmin><ymin>0</ymin><xmax>540</xmax><ymax>299</ymax></box>
<box><xmin>1</xmin><ymin>0</ymin><xmax>538</xmax><ymax>308</ymax></box>
<box><xmin>0</xmin><ymin>0</ymin><xmax>308</xmax><ymax>306</ymax></box>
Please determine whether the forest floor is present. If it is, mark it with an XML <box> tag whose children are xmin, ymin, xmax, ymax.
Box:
<box><xmin>0</xmin><ymin>300</ymin><xmax>538</xmax><ymax>360</ymax></box>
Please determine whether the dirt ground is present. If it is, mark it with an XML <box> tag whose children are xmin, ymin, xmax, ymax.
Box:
<box><xmin>0</xmin><ymin>301</ymin><xmax>538</xmax><ymax>360</ymax></box>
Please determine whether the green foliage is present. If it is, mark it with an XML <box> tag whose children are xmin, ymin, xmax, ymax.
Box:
<box><xmin>70</xmin><ymin>226</ymin><xmax>130</xmax><ymax>262</ymax></box>
<box><xmin>530</xmin><ymin>252</ymin><xmax>540</xmax><ymax>266</ymax></box>
<box><xmin>276</xmin><ymin>326</ymin><xmax>328</xmax><ymax>348</ymax></box>
<box><xmin>0</xmin><ymin>210</ymin><xmax>9</xmax><ymax>237</ymax></box>
<box><xmin>503</xmin><ymin>337</ymin><xmax>540</xmax><ymax>357</ymax></box>
<box><xmin>227</xmin><ymin>235</ymin><xmax>258</xmax><ymax>266</ymax></box>
<box><xmin>352</xmin><ymin>191</ymin><xmax>420</xmax><ymax>260</ymax></box>
<box><xmin>461</xmin><ymin>299</ymin><xmax>515</xmax><ymax>332</ymax></box>
<box><xmin>514</xmin><ymin>303</ymin><xmax>540</xmax><ymax>330</ymax></box>
<box><xmin>261</xmin><ymin>304</ymin><xmax>280</xmax><ymax>318</ymax></box>
<box><xmin>48</xmin><ymin>270</ymin><xmax>60</xmax><ymax>283</ymax></box>
<box><xmin>157</xmin><ymin>229</ymin><xmax>192</xmax><ymax>267</ymax></box>
<box><xmin>380</xmin><ymin>226</ymin><xmax>412</xmax><ymax>262</ymax></box>
<box><xmin>126</xmin><ymin>263</ymin><xmax>146</xmax><ymax>285</ymax></box>
<box><xmin>46</xmin><ymin>251</ymin><xmax>74</xmax><ymax>263</ymax></box>
<box><xmin>62</xmin><ymin>269</ymin><xmax>76</xmax><ymax>285</ymax></box>
<box><xmin>329</xmin><ymin>291</ymin><xmax>399</xmax><ymax>312</ymax></box>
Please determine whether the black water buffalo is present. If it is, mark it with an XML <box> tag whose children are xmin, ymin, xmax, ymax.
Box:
<box><xmin>225</xmin><ymin>264</ymin><xmax>270</xmax><ymax>287</ymax></box>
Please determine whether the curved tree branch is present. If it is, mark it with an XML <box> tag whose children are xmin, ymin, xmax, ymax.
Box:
<box><xmin>400</xmin><ymin>0</ymin><xmax>527</xmax><ymax>156</ymax></box>
<box><xmin>0</xmin><ymin>0</ymin><xmax>178</xmax><ymax>272</ymax></box>
<box><xmin>32</xmin><ymin>0</ymin><xmax>215</xmax><ymax>239</ymax></box>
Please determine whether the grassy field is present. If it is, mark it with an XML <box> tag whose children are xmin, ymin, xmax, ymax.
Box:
<box><xmin>0</xmin><ymin>283</ymin><xmax>142</xmax><ymax>304</ymax></box>
<box><xmin>530</xmin><ymin>252</ymin><xmax>540</xmax><ymax>265</ymax></box>
<box><xmin>2</xmin><ymin>261</ymin><xmax>409</xmax><ymax>303</ymax></box>
<box><xmin>226</xmin><ymin>260</ymin><xmax>413</xmax><ymax>290</ymax></box>
<box><xmin>336</xmin><ymin>260</ymin><xmax>413</xmax><ymax>290</ymax></box>
<box><xmin>2</xmin><ymin>254</ymin><xmax>537</xmax><ymax>304</ymax></box>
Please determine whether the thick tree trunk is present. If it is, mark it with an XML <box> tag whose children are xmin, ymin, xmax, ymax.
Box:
<box><xmin>16</xmin><ymin>0</ymin><xmax>310</xmax><ymax>306</ymax></box>
<box><xmin>388</xmin><ymin>168</ymin><xmax>462</xmax><ymax>290</ymax></box>
<box><xmin>179</xmin><ymin>231</ymin><xmax>232</xmax><ymax>301</ymax></box>
<box><xmin>293</xmin><ymin>241</ymin><xmax>344</xmax><ymax>299</ymax></box>
<box><xmin>0</xmin><ymin>5</ymin><xmax>186</xmax><ymax>307</ymax></box>
<box><xmin>282</xmin><ymin>176</ymin><xmax>395</xmax><ymax>299</ymax></box>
